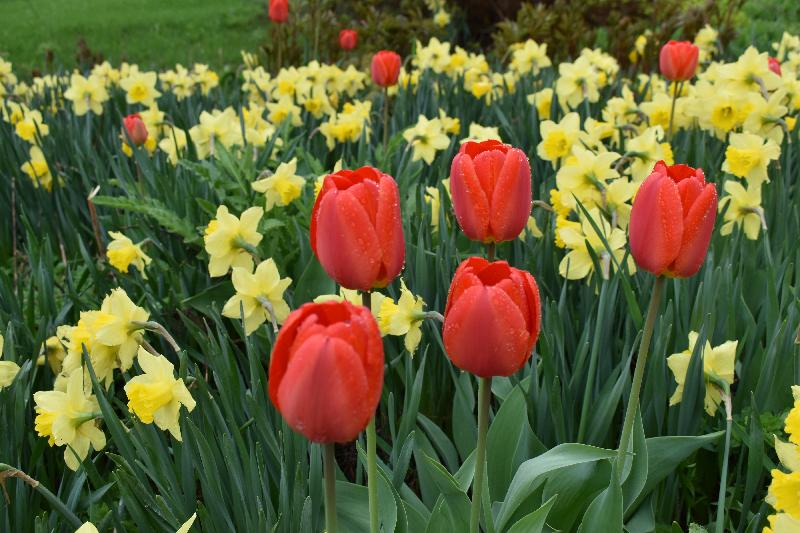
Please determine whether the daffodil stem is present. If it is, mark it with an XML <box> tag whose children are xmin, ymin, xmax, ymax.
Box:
<box><xmin>0</xmin><ymin>464</ymin><xmax>82</xmax><ymax>529</ymax></box>
<box><xmin>361</xmin><ymin>289</ymin><xmax>379</xmax><ymax>533</ymax></box>
<box><xmin>715</xmin><ymin>385</ymin><xmax>733</xmax><ymax>533</ymax></box>
<box><xmin>470</xmin><ymin>376</ymin><xmax>491</xmax><ymax>533</ymax></box>
<box><xmin>382</xmin><ymin>87</ymin><xmax>390</xmax><ymax>149</ymax></box>
<box><xmin>666</xmin><ymin>81</ymin><xmax>682</xmax><ymax>143</ymax></box>
<box><xmin>615</xmin><ymin>276</ymin><xmax>665</xmax><ymax>474</ymax></box>
<box><xmin>131</xmin><ymin>321</ymin><xmax>181</xmax><ymax>353</ymax></box>
<box><xmin>257</xmin><ymin>296</ymin><xmax>280</xmax><ymax>332</ymax></box>
<box><xmin>323</xmin><ymin>444</ymin><xmax>338</xmax><ymax>533</ymax></box>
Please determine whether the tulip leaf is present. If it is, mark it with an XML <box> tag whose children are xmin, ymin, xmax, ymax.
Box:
<box><xmin>506</xmin><ymin>495</ymin><xmax>557</xmax><ymax>533</ymax></box>
<box><xmin>576</xmin><ymin>468</ymin><xmax>622</xmax><ymax>533</ymax></box>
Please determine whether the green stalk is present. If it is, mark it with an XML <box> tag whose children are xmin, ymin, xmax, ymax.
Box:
<box><xmin>577</xmin><ymin>281</ymin><xmax>608</xmax><ymax>442</ymax></box>
<box><xmin>323</xmin><ymin>444</ymin><xmax>338</xmax><ymax>533</ymax></box>
<box><xmin>0</xmin><ymin>464</ymin><xmax>82</xmax><ymax>529</ymax></box>
<box><xmin>715</xmin><ymin>385</ymin><xmax>733</xmax><ymax>533</ymax></box>
<box><xmin>666</xmin><ymin>81</ymin><xmax>683</xmax><ymax>143</ymax></box>
<box><xmin>615</xmin><ymin>276</ymin><xmax>665</xmax><ymax>474</ymax></box>
<box><xmin>382</xmin><ymin>87</ymin><xmax>390</xmax><ymax>149</ymax></box>
<box><xmin>470</xmin><ymin>376</ymin><xmax>491</xmax><ymax>533</ymax></box>
<box><xmin>361</xmin><ymin>290</ymin><xmax>379</xmax><ymax>533</ymax></box>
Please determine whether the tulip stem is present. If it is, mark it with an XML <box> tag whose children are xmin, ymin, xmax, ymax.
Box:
<box><xmin>486</xmin><ymin>242</ymin><xmax>495</xmax><ymax>262</ymax></box>
<box><xmin>323</xmin><ymin>444</ymin><xmax>338</xmax><ymax>533</ymax></box>
<box><xmin>666</xmin><ymin>81</ymin><xmax>683</xmax><ymax>143</ymax></box>
<box><xmin>470</xmin><ymin>376</ymin><xmax>491</xmax><ymax>533</ymax></box>
<box><xmin>615</xmin><ymin>276</ymin><xmax>665</xmax><ymax>475</ymax></box>
<box><xmin>362</xmin><ymin>289</ymin><xmax>380</xmax><ymax>533</ymax></box>
<box><xmin>382</xmin><ymin>87</ymin><xmax>390</xmax><ymax>149</ymax></box>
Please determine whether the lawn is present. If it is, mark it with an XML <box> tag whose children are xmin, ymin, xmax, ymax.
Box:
<box><xmin>0</xmin><ymin>0</ymin><xmax>265</xmax><ymax>74</ymax></box>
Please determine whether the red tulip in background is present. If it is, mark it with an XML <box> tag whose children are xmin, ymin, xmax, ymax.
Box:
<box><xmin>768</xmin><ymin>57</ymin><xmax>782</xmax><ymax>75</ymax></box>
<box><xmin>339</xmin><ymin>29</ymin><xmax>358</xmax><ymax>51</ymax></box>
<box><xmin>371</xmin><ymin>51</ymin><xmax>402</xmax><ymax>87</ymax></box>
<box><xmin>269</xmin><ymin>0</ymin><xmax>288</xmax><ymax>23</ymax></box>
<box><xmin>268</xmin><ymin>301</ymin><xmax>384</xmax><ymax>443</ymax></box>
<box><xmin>123</xmin><ymin>114</ymin><xmax>148</xmax><ymax>146</ymax></box>
<box><xmin>450</xmin><ymin>140</ymin><xmax>532</xmax><ymax>243</ymax></box>
<box><xmin>311</xmin><ymin>166</ymin><xmax>405</xmax><ymax>291</ymax></box>
<box><xmin>629</xmin><ymin>161</ymin><xmax>717</xmax><ymax>278</ymax></box>
<box><xmin>443</xmin><ymin>257</ymin><xmax>541</xmax><ymax>377</ymax></box>
<box><xmin>659</xmin><ymin>40</ymin><xmax>699</xmax><ymax>81</ymax></box>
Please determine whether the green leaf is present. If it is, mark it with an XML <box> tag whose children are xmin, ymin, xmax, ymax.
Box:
<box><xmin>495</xmin><ymin>443</ymin><xmax>616</xmax><ymax>531</ymax></box>
<box><xmin>92</xmin><ymin>194</ymin><xmax>200</xmax><ymax>244</ymax></box>
<box><xmin>506</xmin><ymin>495</ymin><xmax>557</xmax><ymax>533</ymax></box>
<box><xmin>577</xmin><ymin>470</ymin><xmax>622</xmax><ymax>533</ymax></box>
<box><xmin>487</xmin><ymin>385</ymin><xmax>530</xmax><ymax>499</ymax></box>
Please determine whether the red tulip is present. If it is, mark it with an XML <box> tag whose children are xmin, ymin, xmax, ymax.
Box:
<box><xmin>629</xmin><ymin>161</ymin><xmax>717</xmax><ymax>278</ymax></box>
<box><xmin>768</xmin><ymin>57</ymin><xmax>782</xmax><ymax>75</ymax></box>
<box><xmin>123</xmin><ymin>113</ymin><xmax>148</xmax><ymax>146</ymax></box>
<box><xmin>268</xmin><ymin>301</ymin><xmax>384</xmax><ymax>443</ymax></box>
<box><xmin>269</xmin><ymin>0</ymin><xmax>288</xmax><ymax>23</ymax></box>
<box><xmin>339</xmin><ymin>29</ymin><xmax>358</xmax><ymax>51</ymax></box>
<box><xmin>659</xmin><ymin>40</ymin><xmax>699</xmax><ymax>81</ymax></box>
<box><xmin>449</xmin><ymin>140</ymin><xmax>532</xmax><ymax>243</ymax></box>
<box><xmin>443</xmin><ymin>257</ymin><xmax>541</xmax><ymax>377</ymax></box>
<box><xmin>311</xmin><ymin>166</ymin><xmax>405</xmax><ymax>291</ymax></box>
<box><xmin>371</xmin><ymin>51</ymin><xmax>402</xmax><ymax>87</ymax></box>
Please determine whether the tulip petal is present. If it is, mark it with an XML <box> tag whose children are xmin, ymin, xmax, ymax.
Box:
<box><xmin>375</xmin><ymin>174</ymin><xmax>405</xmax><ymax>287</ymax></box>
<box><xmin>629</xmin><ymin>171</ymin><xmax>683</xmax><ymax>275</ymax></box>
<box><xmin>489</xmin><ymin>148</ymin><xmax>532</xmax><ymax>242</ymax></box>
<box><xmin>450</xmin><ymin>153</ymin><xmax>491</xmax><ymax>241</ymax></box>
<box><xmin>669</xmin><ymin>183</ymin><xmax>717</xmax><ymax>277</ymax></box>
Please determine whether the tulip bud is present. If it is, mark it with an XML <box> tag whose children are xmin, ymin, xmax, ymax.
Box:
<box><xmin>629</xmin><ymin>161</ymin><xmax>717</xmax><ymax>278</ymax></box>
<box><xmin>371</xmin><ymin>50</ymin><xmax>402</xmax><ymax>87</ymax></box>
<box><xmin>768</xmin><ymin>57</ymin><xmax>782</xmax><ymax>75</ymax></box>
<box><xmin>123</xmin><ymin>114</ymin><xmax>148</xmax><ymax>146</ymax></box>
<box><xmin>269</xmin><ymin>0</ymin><xmax>288</xmax><ymax>23</ymax></box>
<box><xmin>311</xmin><ymin>166</ymin><xmax>405</xmax><ymax>291</ymax></box>
<box><xmin>450</xmin><ymin>140</ymin><xmax>532</xmax><ymax>243</ymax></box>
<box><xmin>269</xmin><ymin>301</ymin><xmax>384</xmax><ymax>443</ymax></box>
<box><xmin>339</xmin><ymin>29</ymin><xmax>358</xmax><ymax>51</ymax></box>
<box><xmin>659</xmin><ymin>40</ymin><xmax>699</xmax><ymax>81</ymax></box>
<box><xmin>443</xmin><ymin>257</ymin><xmax>541</xmax><ymax>377</ymax></box>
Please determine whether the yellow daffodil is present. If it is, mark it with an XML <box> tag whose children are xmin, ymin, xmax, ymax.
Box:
<box><xmin>425</xmin><ymin>186</ymin><xmax>442</xmax><ymax>230</ymax></box>
<box><xmin>719</xmin><ymin>180</ymin><xmax>765</xmax><ymax>240</ymax></box>
<box><xmin>667</xmin><ymin>331</ymin><xmax>737</xmax><ymax>416</ymax></box>
<box><xmin>461</xmin><ymin>123</ymin><xmax>500</xmax><ymax>143</ymax></box>
<box><xmin>63</xmin><ymin>74</ymin><xmax>109</xmax><ymax>115</ymax></box>
<box><xmin>527</xmin><ymin>87</ymin><xmax>553</xmax><ymax>120</ymax></box>
<box><xmin>557</xmin><ymin>207</ymin><xmax>632</xmax><ymax>280</ymax></box>
<box><xmin>94</xmin><ymin>288</ymin><xmax>150</xmax><ymax>372</ymax></box>
<box><xmin>377</xmin><ymin>281</ymin><xmax>427</xmax><ymax>354</ymax></box>
<box><xmin>107</xmin><ymin>231</ymin><xmax>152</xmax><ymax>277</ymax></box>
<box><xmin>34</xmin><ymin>370</ymin><xmax>106</xmax><ymax>470</ymax></box>
<box><xmin>520</xmin><ymin>216</ymin><xmax>543</xmax><ymax>240</ymax></box>
<box><xmin>21</xmin><ymin>145</ymin><xmax>54</xmax><ymax>191</ymax></box>
<box><xmin>0</xmin><ymin>333</ymin><xmax>20</xmax><ymax>391</ymax></box>
<box><xmin>177</xmin><ymin>513</ymin><xmax>198</xmax><ymax>533</ymax></box>
<box><xmin>222</xmin><ymin>259</ymin><xmax>292</xmax><ymax>335</ymax></box>
<box><xmin>313</xmin><ymin>288</ymin><xmax>384</xmax><ymax>318</ymax></box>
<box><xmin>722</xmin><ymin>132</ymin><xmax>781</xmax><ymax>185</ymax></box>
<box><xmin>510</xmin><ymin>39</ymin><xmax>551</xmax><ymax>76</ymax></box>
<box><xmin>625</xmin><ymin>126</ymin><xmax>673</xmax><ymax>182</ymax></box>
<box><xmin>38</xmin><ymin>335</ymin><xmax>66</xmax><ymax>374</ymax></box>
<box><xmin>433</xmin><ymin>10</ymin><xmax>450</xmax><ymax>27</ymax></box>
<box><xmin>555</xmin><ymin>56</ymin><xmax>600</xmax><ymax>110</ymax></box>
<box><xmin>403</xmin><ymin>115</ymin><xmax>451</xmax><ymax>164</ymax></box>
<box><xmin>537</xmin><ymin>112</ymin><xmax>580</xmax><ymax>167</ymax></box>
<box><xmin>266</xmin><ymin>96</ymin><xmax>303</xmax><ymax>127</ymax></box>
<box><xmin>15</xmin><ymin>109</ymin><xmax>48</xmax><ymax>143</ymax></box>
<box><xmin>695</xmin><ymin>25</ymin><xmax>718</xmax><ymax>63</ymax></box>
<box><xmin>252</xmin><ymin>158</ymin><xmax>305</xmax><ymax>211</ymax></box>
<box><xmin>75</xmin><ymin>522</ymin><xmax>100</xmax><ymax>533</ymax></box>
<box><xmin>437</xmin><ymin>109</ymin><xmax>461</xmax><ymax>135</ymax></box>
<box><xmin>767</xmin><ymin>470</ymin><xmax>800</xmax><ymax>518</ymax></box>
<box><xmin>188</xmin><ymin>108</ymin><xmax>242</xmax><ymax>159</ymax></box>
<box><xmin>158</xmin><ymin>127</ymin><xmax>188</xmax><ymax>165</ymax></box>
<box><xmin>124</xmin><ymin>347</ymin><xmax>196</xmax><ymax>440</ymax></box>
<box><xmin>204</xmin><ymin>205</ymin><xmax>264</xmax><ymax>277</ymax></box>
<box><xmin>120</xmin><ymin>71</ymin><xmax>162</xmax><ymax>107</ymax></box>
<box><xmin>555</xmin><ymin>146</ymin><xmax>621</xmax><ymax>210</ymax></box>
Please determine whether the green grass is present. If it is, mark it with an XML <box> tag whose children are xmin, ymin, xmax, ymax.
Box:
<box><xmin>0</xmin><ymin>0</ymin><xmax>266</xmax><ymax>74</ymax></box>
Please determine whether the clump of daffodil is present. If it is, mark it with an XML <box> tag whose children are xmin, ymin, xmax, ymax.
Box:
<box><xmin>107</xmin><ymin>231</ymin><xmax>152</xmax><ymax>278</ymax></box>
<box><xmin>124</xmin><ymin>347</ymin><xmax>196</xmax><ymax>441</ymax></box>
<box><xmin>34</xmin><ymin>370</ymin><xmax>106</xmax><ymax>471</ymax></box>
<box><xmin>188</xmin><ymin>108</ymin><xmax>243</xmax><ymax>159</ymax></box>
<box><xmin>537</xmin><ymin>112</ymin><xmax>580</xmax><ymax>167</ymax></box>
<box><xmin>204</xmin><ymin>205</ymin><xmax>264</xmax><ymax>277</ymax></box>
<box><xmin>266</xmin><ymin>96</ymin><xmax>304</xmax><ymax>127</ymax></box>
<box><xmin>722</xmin><ymin>132</ymin><xmax>781</xmax><ymax>186</ymax></box>
<box><xmin>319</xmin><ymin>101</ymin><xmax>372</xmax><ymax>150</ymax></box>
<box><xmin>763</xmin><ymin>387</ymin><xmax>800</xmax><ymax>529</ymax></box>
<box><xmin>719</xmin><ymin>181</ymin><xmax>766</xmax><ymax>240</ymax></box>
<box><xmin>509</xmin><ymin>39</ymin><xmax>551</xmax><ymax>76</ymax></box>
<box><xmin>120</xmin><ymin>70</ymin><xmax>162</xmax><ymax>108</ymax></box>
<box><xmin>252</xmin><ymin>158</ymin><xmax>305</xmax><ymax>211</ymax></box>
<box><xmin>460</xmin><ymin>123</ymin><xmax>500</xmax><ymax>143</ymax></box>
<box><xmin>377</xmin><ymin>280</ymin><xmax>431</xmax><ymax>355</ymax></box>
<box><xmin>0</xmin><ymin>333</ymin><xmax>20</xmax><ymax>391</ymax></box>
<box><xmin>403</xmin><ymin>114</ymin><xmax>451</xmax><ymax>164</ymax></box>
<box><xmin>686</xmin><ymin>81</ymin><xmax>755</xmax><ymax>140</ymax></box>
<box><xmin>314</xmin><ymin>288</ymin><xmax>385</xmax><ymax>318</ymax></box>
<box><xmin>20</xmin><ymin>145</ymin><xmax>54</xmax><ymax>191</ymax></box>
<box><xmin>222</xmin><ymin>259</ymin><xmax>292</xmax><ymax>335</ymax></box>
<box><xmin>63</xmin><ymin>73</ymin><xmax>110</xmax><ymax>116</ymax></box>
<box><xmin>695</xmin><ymin>24</ymin><xmax>719</xmax><ymax>63</ymax></box>
<box><xmin>555</xmin><ymin>56</ymin><xmax>601</xmax><ymax>110</ymax></box>
<box><xmin>555</xmin><ymin>146</ymin><xmax>621</xmax><ymax>210</ymax></box>
<box><xmin>667</xmin><ymin>332</ymin><xmax>737</xmax><ymax>416</ymax></box>
<box><xmin>558</xmin><ymin>207</ymin><xmax>633</xmax><ymax>280</ymax></box>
